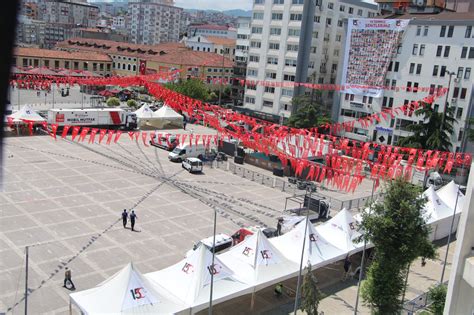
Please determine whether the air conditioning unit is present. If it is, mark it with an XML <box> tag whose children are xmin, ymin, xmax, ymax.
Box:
<box><xmin>451</xmin><ymin>98</ymin><xmax>457</xmax><ymax>104</ymax></box>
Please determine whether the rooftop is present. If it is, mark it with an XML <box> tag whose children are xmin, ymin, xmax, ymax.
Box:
<box><xmin>56</xmin><ymin>38</ymin><xmax>234</xmax><ymax>68</ymax></box>
<box><xmin>13</xmin><ymin>47</ymin><xmax>112</xmax><ymax>62</ymax></box>
<box><xmin>190</xmin><ymin>24</ymin><xmax>231</xmax><ymax>31</ymax></box>
<box><xmin>206</xmin><ymin>36</ymin><xmax>236</xmax><ymax>46</ymax></box>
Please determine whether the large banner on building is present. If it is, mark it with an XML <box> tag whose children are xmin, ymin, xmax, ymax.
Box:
<box><xmin>341</xmin><ymin>19</ymin><xmax>409</xmax><ymax>97</ymax></box>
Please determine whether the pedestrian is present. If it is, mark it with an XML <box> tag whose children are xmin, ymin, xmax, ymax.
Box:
<box><xmin>63</xmin><ymin>267</ymin><xmax>76</xmax><ymax>290</ymax></box>
<box><xmin>342</xmin><ymin>255</ymin><xmax>352</xmax><ymax>281</ymax></box>
<box><xmin>130</xmin><ymin>210</ymin><xmax>137</xmax><ymax>231</ymax></box>
<box><xmin>274</xmin><ymin>283</ymin><xmax>283</xmax><ymax>298</ymax></box>
<box><xmin>276</xmin><ymin>218</ymin><xmax>283</xmax><ymax>236</ymax></box>
<box><xmin>121</xmin><ymin>209</ymin><xmax>128</xmax><ymax>228</ymax></box>
<box><xmin>183</xmin><ymin>115</ymin><xmax>187</xmax><ymax>130</ymax></box>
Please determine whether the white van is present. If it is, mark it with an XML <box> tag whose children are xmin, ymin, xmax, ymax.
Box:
<box><xmin>185</xmin><ymin>233</ymin><xmax>233</xmax><ymax>257</ymax></box>
<box><xmin>168</xmin><ymin>143</ymin><xmax>207</xmax><ymax>162</ymax></box>
<box><xmin>182</xmin><ymin>158</ymin><xmax>203</xmax><ymax>173</ymax></box>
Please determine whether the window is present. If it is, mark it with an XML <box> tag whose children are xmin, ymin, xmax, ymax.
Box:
<box><xmin>65</xmin><ymin>61</ymin><xmax>70</xmax><ymax>69</ymax></box>
<box><xmin>270</xmin><ymin>27</ymin><xmax>281</xmax><ymax>35</ymax></box>
<box><xmin>339</xmin><ymin>5</ymin><xmax>345</xmax><ymax>12</ymax></box>
<box><xmin>264</xmin><ymin>86</ymin><xmax>275</xmax><ymax>93</ymax></box>
<box><xmin>249</xmin><ymin>55</ymin><xmax>260</xmax><ymax>62</ymax></box>
<box><xmin>419</xmin><ymin>44</ymin><xmax>425</xmax><ymax>56</ymax></box>
<box><xmin>282</xmin><ymin>89</ymin><xmax>293</xmax><ymax>96</ymax></box>
<box><xmin>255</xmin><ymin>0</ymin><xmax>264</xmax><ymax>4</ymax></box>
<box><xmin>394</xmin><ymin>62</ymin><xmax>400</xmax><ymax>72</ymax></box>
<box><xmin>416</xmin><ymin>26</ymin><xmax>421</xmax><ymax>36</ymax></box>
<box><xmin>266</xmin><ymin>72</ymin><xmax>276</xmax><ymax>79</ymax></box>
<box><xmin>460</xmin><ymin>88</ymin><xmax>467</xmax><ymax>99</ymax></box>
<box><xmin>288</xmin><ymin>28</ymin><xmax>300</xmax><ymax>36</ymax></box>
<box><xmin>456</xmin><ymin>108</ymin><xmax>463</xmax><ymax>119</ymax></box>
<box><xmin>263</xmin><ymin>100</ymin><xmax>273</xmax><ymax>107</ymax></box>
<box><xmin>457</xmin><ymin>67</ymin><xmax>464</xmax><ymax>79</ymax></box>
<box><xmin>407</xmin><ymin>81</ymin><xmax>412</xmax><ymax>92</ymax></box>
<box><xmin>416</xmin><ymin>64</ymin><xmax>422</xmax><ymax>75</ymax></box>
<box><xmin>461</xmin><ymin>47</ymin><xmax>468</xmax><ymax>58</ymax></box>
<box><xmin>335</xmin><ymin>34</ymin><xmax>342</xmax><ymax>42</ymax></box>
<box><xmin>272</xmin><ymin>13</ymin><xmax>283</xmax><ymax>20</ymax></box>
<box><xmin>251</xmin><ymin>27</ymin><xmax>262</xmax><ymax>34</ymax></box>
<box><xmin>465</xmin><ymin>67</ymin><xmax>471</xmax><ymax>80</ymax></box>
<box><xmin>285</xmin><ymin>59</ymin><xmax>297</xmax><ymax>67</ymax></box>
<box><xmin>469</xmin><ymin>47</ymin><xmax>474</xmax><ymax>59</ymax></box>
<box><xmin>250</xmin><ymin>41</ymin><xmax>261</xmax><ymax>48</ymax></box>
<box><xmin>245</xmin><ymin>96</ymin><xmax>255</xmax><ymax>104</ymax></box>
<box><xmin>409</xmin><ymin>63</ymin><xmax>415</xmax><ymax>74</ymax></box>
<box><xmin>326</xmin><ymin>18</ymin><xmax>332</xmax><ymax>25</ymax></box>
<box><xmin>328</xmin><ymin>2</ymin><xmax>333</xmax><ymax>9</ymax></box>
<box><xmin>357</xmin><ymin>9</ymin><xmax>363</xmax><ymax>16</ymax></box>
<box><xmin>413</xmin><ymin>82</ymin><xmax>419</xmax><ymax>93</ymax></box>
<box><xmin>292</xmin><ymin>0</ymin><xmax>304</xmax><ymax>4</ymax></box>
<box><xmin>83</xmin><ymin>62</ymin><xmax>88</xmax><ymax>70</ymax></box>
<box><xmin>412</xmin><ymin>44</ymin><xmax>418</xmax><ymax>55</ymax></box>
<box><xmin>433</xmin><ymin>65</ymin><xmax>439</xmax><ymax>76</ymax></box>
<box><xmin>423</xmin><ymin>26</ymin><xmax>429</xmax><ymax>36</ymax></box>
<box><xmin>444</xmin><ymin>46</ymin><xmax>450</xmax><ymax>57</ymax></box>
<box><xmin>453</xmin><ymin>87</ymin><xmax>460</xmax><ymax>98</ymax></box>
<box><xmin>337</xmin><ymin>19</ymin><xmax>343</xmax><ymax>27</ymax></box>
<box><xmin>284</xmin><ymin>74</ymin><xmax>295</xmax><ymax>81</ymax></box>
<box><xmin>436</xmin><ymin>45</ymin><xmax>443</xmax><ymax>57</ymax></box>
<box><xmin>440</xmin><ymin>66</ymin><xmax>446</xmax><ymax>77</ymax></box>
<box><xmin>447</xmin><ymin>25</ymin><xmax>454</xmax><ymax>37</ymax></box>
<box><xmin>253</xmin><ymin>12</ymin><xmax>263</xmax><ymax>19</ymax></box>
<box><xmin>267</xmin><ymin>57</ymin><xmax>278</xmax><ymax>64</ymax></box>
<box><xmin>269</xmin><ymin>42</ymin><xmax>280</xmax><ymax>50</ymax></box>
<box><xmin>466</xmin><ymin>26</ymin><xmax>472</xmax><ymax>38</ymax></box>
<box><xmin>440</xmin><ymin>25</ymin><xmax>446</xmax><ymax>37</ymax></box>
<box><xmin>349</xmin><ymin>7</ymin><xmax>353</xmax><ymax>14</ymax></box>
<box><xmin>247</xmin><ymin>69</ymin><xmax>258</xmax><ymax>76</ymax></box>
<box><xmin>290</xmin><ymin>13</ymin><xmax>302</xmax><ymax>21</ymax></box>
<box><xmin>287</xmin><ymin>44</ymin><xmax>298</xmax><ymax>51</ymax></box>
<box><xmin>273</xmin><ymin>0</ymin><xmax>284</xmax><ymax>3</ymax></box>
<box><xmin>314</xmin><ymin>16</ymin><xmax>320</xmax><ymax>23</ymax></box>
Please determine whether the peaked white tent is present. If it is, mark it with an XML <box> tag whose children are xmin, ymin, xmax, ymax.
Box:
<box><xmin>135</xmin><ymin>104</ymin><xmax>183</xmax><ymax>129</ymax></box>
<box><xmin>270</xmin><ymin>218</ymin><xmax>346</xmax><ymax>268</ymax></box>
<box><xmin>134</xmin><ymin>104</ymin><xmax>156</xmax><ymax>119</ymax></box>
<box><xmin>437</xmin><ymin>180</ymin><xmax>465</xmax><ymax>212</ymax></box>
<box><xmin>423</xmin><ymin>186</ymin><xmax>463</xmax><ymax>240</ymax></box>
<box><xmin>70</xmin><ymin>263</ymin><xmax>188</xmax><ymax>315</ymax></box>
<box><xmin>219</xmin><ymin>230</ymin><xmax>300</xmax><ymax>290</ymax></box>
<box><xmin>154</xmin><ymin>105</ymin><xmax>183</xmax><ymax>129</ymax></box>
<box><xmin>316</xmin><ymin>208</ymin><xmax>364</xmax><ymax>254</ymax></box>
<box><xmin>8</xmin><ymin>105</ymin><xmax>45</xmax><ymax>122</ymax></box>
<box><xmin>146</xmin><ymin>244</ymin><xmax>252</xmax><ymax>313</ymax></box>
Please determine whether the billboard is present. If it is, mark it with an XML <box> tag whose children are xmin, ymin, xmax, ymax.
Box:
<box><xmin>341</xmin><ymin>19</ymin><xmax>409</xmax><ymax>97</ymax></box>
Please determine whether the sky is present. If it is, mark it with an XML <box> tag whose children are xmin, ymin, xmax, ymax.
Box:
<box><xmin>174</xmin><ymin>0</ymin><xmax>252</xmax><ymax>11</ymax></box>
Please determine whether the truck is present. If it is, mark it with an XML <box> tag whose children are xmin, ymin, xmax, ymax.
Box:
<box><xmin>47</xmin><ymin>108</ymin><xmax>137</xmax><ymax>130</ymax></box>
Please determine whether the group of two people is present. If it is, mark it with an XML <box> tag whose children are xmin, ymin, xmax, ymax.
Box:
<box><xmin>122</xmin><ymin>209</ymin><xmax>138</xmax><ymax>231</ymax></box>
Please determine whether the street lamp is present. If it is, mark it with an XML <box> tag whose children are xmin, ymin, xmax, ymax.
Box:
<box><xmin>440</xmin><ymin>70</ymin><xmax>456</xmax><ymax>132</ymax></box>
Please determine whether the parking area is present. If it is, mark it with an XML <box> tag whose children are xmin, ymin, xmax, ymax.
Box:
<box><xmin>0</xmin><ymin>126</ymin><xmax>295</xmax><ymax>314</ymax></box>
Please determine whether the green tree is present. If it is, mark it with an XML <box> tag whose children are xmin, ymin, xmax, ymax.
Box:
<box><xmin>358</xmin><ymin>178</ymin><xmax>436</xmax><ymax>315</ymax></box>
<box><xmin>164</xmin><ymin>78</ymin><xmax>210</xmax><ymax>101</ymax></box>
<box><xmin>428</xmin><ymin>284</ymin><xmax>447</xmax><ymax>315</ymax></box>
<box><xmin>301</xmin><ymin>262</ymin><xmax>324</xmax><ymax>315</ymax></box>
<box><xmin>398</xmin><ymin>103</ymin><xmax>456</xmax><ymax>151</ymax></box>
<box><xmin>468</xmin><ymin>118</ymin><xmax>474</xmax><ymax>142</ymax></box>
<box><xmin>126</xmin><ymin>99</ymin><xmax>138</xmax><ymax>109</ymax></box>
<box><xmin>286</xmin><ymin>95</ymin><xmax>330</xmax><ymax>129</ymax></box>
<box><xmin>106</xmin><ymin>97</ymin><xmax>120</xmax><ymax>107</ymax></box>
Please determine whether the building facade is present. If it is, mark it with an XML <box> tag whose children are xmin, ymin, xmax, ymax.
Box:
<box><xmin>128</xmin><ymin>0</ymin><xmax>183</xmax><ymax>45</ymax></box>
<box><xmin>41</xmin><ymin>0</ymin><xmax>99</xmax><ymax>28</ymax></box>
<box><xmin>333</xmin><ymin>12</ymin><xmax>474</xmax><ymax>152</ymax></box>
<box><xmin>243</xmin><ymin>0</ymin><xmax>378</xmax><ymax>119</ymax></box>
<box><xmin>232</xmin><ymin>17</ymin><xmax>251</xmax><ymax>107</ymax></box>
<box><xmin>188</xmin><ymin>24</ymin><xmax>237</xmax><ymax>39</ymax></box>
<box><xmin>16</xmin><ymin>15</ymin><xmax>75</xmax><ymax>49</ymax></box>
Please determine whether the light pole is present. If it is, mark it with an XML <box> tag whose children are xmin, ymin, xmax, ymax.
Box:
<box><xmin>440</xmin><ymin>70</ymin><xmax>455</xmax><ymax>132</ymax></box>
<box><xmin>25</xmin><ymin>246</ymin><xmax>29</xmax><ymax>315</ymax></box>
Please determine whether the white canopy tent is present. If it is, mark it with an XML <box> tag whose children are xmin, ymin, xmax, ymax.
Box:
<box><xmin>316</xmin><ymin>208</ymin><xmax>364</xmax><ymax>255</ymax></box>
<box><xmin>8</xmin><ymin>105</ymin><xmax>45</xmax><ymax>122</ymax></box>
<box><xmin>270</xmin><ymin>218</ymin><xmax>346</xmax><ymax>268</ymax></box>
<box><xmin>436</xmin><ymin>180</ymin><xmax>465</xmax><ymax>212</ymax></box>
<box><xmin>146</xmin><ymin>244</ymin><xmax>253</xmax><ymax>313</ymax></box>
<box><xmin>154</xmin><ymin>105</ymin><xmax>183</xmax><ymax>129</ymax></box>
<box><xmin>135</xmin><ymin>105</ymin><xmax>183</xmax><ymax>129</ymax></box>
<box><xmin>219</xmin><ymin>230</ymin><xmax>300</xmax><ymax>290</ymax></box>
<box><xmin>70</xmin><ymin>263</ymin><xmax>188</xmax><ymax>315</ymax></box>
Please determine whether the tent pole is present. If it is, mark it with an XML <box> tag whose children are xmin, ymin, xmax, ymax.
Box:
<box><xmin>440</xmin><ymin>184</ymin><xmax>460</xmax><ymax>284</ymax></box>
<box><xmin>208</xmin><ymin>209</ymin><xmax>217</xmax><ymax>315</ymax></box>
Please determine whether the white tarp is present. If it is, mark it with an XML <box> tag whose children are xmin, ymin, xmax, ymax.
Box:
<box><xmin>8</xmin><ymin>105</ymin><xmax>45</xmax><ymax>122</ymax></box>
<box><xmin>219</xmin><ymin>230</ymin><xmax>300</xmax><ymax>290</ymax></box>
<box><xmin>70</xmin><ymin>263</ymin><xmax>188</xmax><ymax>315</ymax></box>
<box><xmin>270</xmin><ymin>218</ymin><xmax>346</xmax><ymax>268</ymax></box>
<box><xmin>316</xmin><ymin>208</ymin><xmax>364</xmax><ymax>254</ymax></box>
<box><xmin>146</xmin><ymin>244</ymin><xmax>252</xmax><ymax>313</ymax></box>
<box><xmin>135</xmin><ymin>105</ymin><xmax>183</xmax><ymax>129</ymax></box>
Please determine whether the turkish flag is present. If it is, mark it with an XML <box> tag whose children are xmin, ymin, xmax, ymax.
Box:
<box><xmin>79</xmin><ymin>128</ymin><xmax>90</xmax><ymax>142</ymax></box>
<box><xmin>50</xmin><ymin>124</ymin><xmax>58</xmax><ymax>140</ymax></box>
<box><xmin>98</xmin><ymin>129</ymin><xmax>107</xmax><ymax>144</ymax></box>
<box><xmin>89</xmin><ymin>128</ymin><xmax>99</xmax><ymax>144</ymax></box>
<box><xmin>71</xmin><ymin>126</ymin><xmax>81</xmax><ymax>141</ymax></box>
<box><xmin>106</xmin><ymin>130</ymin><xmax>115</xmax><ymax>145</ymax></box>
<box><xmin>62</xmin><ymin>125</ymin><xmax>71</xmax><ymax>138</ymax></box>
<box><xmin>139</xmin><ymin>60</ymin><xmax>147</xmax><ymax>75</ymax></box>
<box><xmin>114</xmin><ymin>130</ymin><xmax>123</xmax><ymax>143</ymax></box>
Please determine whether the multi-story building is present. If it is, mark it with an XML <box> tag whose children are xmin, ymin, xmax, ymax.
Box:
<box><xmin>185</xmin><ymin>36</ymin><xmax>236</xmax><ymax>61</ymax></box>
<box><xmin>188</xmin><ymin>24</ymin><xmax>237</xmax><ymax>39</ymax></box>
<box><xmin>56</xmin><ymin>38</ymin><xmax>234</xmax><ymax>80</ymax></box>
<box><xmin>12</xmin><ymin>47</ymin><xmax>112</xmax><ymax>76</ymax></box>
<box><xmin>334</xmin><ymin>12</ymin><xmax>474</xmax><ymax>152</ymax></box>
<box><xmin>128</xmin><ymin>0</ymin><xmax>183</xmax><ymax>45</ymax></box>
<box><xmin>41</xmin><ymin>0</ymin><xmax>99</xmax><ymax>28</ymax></box>
<box><xmin>243</xmin><ymin>0</ymin><xmax>379</xmax><ymax>120</ymax></box>
<box><xmin>16</xmin><ymin>15</ymin><xmax>75</xmax><ymax>49</ymax></box>
<box><xmin>376</xmin><ymin>0</ymin><xmax>473</xmax><ymax>14</ymax></box>
<box><xmin>232</xmin><ymin>17</ymin><xmax>251</xmax><ymax>107</ymax></box>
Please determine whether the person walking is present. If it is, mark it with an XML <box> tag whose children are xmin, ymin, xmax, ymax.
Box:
<box><xmin>183</xmin><ymin>115</ymin><xmax>188</xmax><ymax>130</ymax></box>
<box><xmin>130</xmin><ymin>210</ymin><xmax>137</xmax><ymax>231</ymax></box>
<box><xmin>121</xmin><ymin>209</ymin><xmax>128</xmax><ymax>228</ymax></box>
<box><xmin>63</xmin><ymin>267</ymin><xmax>76</xmax><ymax>290</ymax></box>
<box><xmin>342</xmin><ymin>255</ymin><xmax>352</xmax><ymax>281</ymax></box>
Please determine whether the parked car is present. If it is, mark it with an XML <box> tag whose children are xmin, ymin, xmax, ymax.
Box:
<box><xmin>185</xmin><ymin>233</ymin><xmax>233</xmax><ymax>257</ymax></box>
<box><xmin>150</xmin><ymin>133</ymin><xmax>179</xmax><ymax>151</ymax></box>
<box><xmin>182</xmin><ymin>157</ymin><xmax>203</xmax><ymax>173</ymax></box>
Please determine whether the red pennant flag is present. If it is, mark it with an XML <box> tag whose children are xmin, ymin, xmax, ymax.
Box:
<box><xmin>61</xmin><ymin>125</ymin><xmax>71</xmax><ymax>138</ymax></box>
<box><xmin>128</xmin><ymin>131</ymin><xmax>134</xmax><ymax>140</ymax></box>
<box><xmin>27</xmin><ymin>121</ymin><xmax>34</xmax><ymax>136</ymax></box>
<box><xmin>50</xmin><ymin>124</ymin><xmax>58</xmax><ymax>140</ymax></box>
<box><xmin>106</xmin><ymin>130</ymin><xmax>115</xmax><ymax>145</ymax></box>
<box><xmin>79</xmin><ymin>127</ymin><xmax>90</xmax><ymax>142</ymax></box>
<box><xmin>134</xmin><ymin>131</ymin><xmax>140</xmax><ymax>142</ymax></box>
<box><xmin>142</xmin><ymin>132</ymin><xmax>149</xmax><ymax>147</ymax></box>
<box><xmin>41</xmin><ymin>121</ymin><xmax>48</xmax><ymax>130</ymax></box>
<box><xmin>98</xmin><ymin>129</ymin><xmax>107</xmax><ymax>144</ymax></box>
<box><xmin>114</xmin><ymin>130</ymin><xmax>123</xmax><ymax>143</ymax></box>
<box><xmin>195</xmin><ymin>134</ymin><xmax>201</xmax><ymax>146</ymax></box>
<box><xmin>7</xmin><ymin>116</ymin><xmax>13</xmax><ymax>128</ymax></box>
<box><xmin>89</xmin><ymin>128</ymin><xmax>99</xmax><ymax>144</ymax></box>
<box><xmin>71</xmin><ymin>126</ymin><xmax>81</xmax><ymax>141</ymax></box>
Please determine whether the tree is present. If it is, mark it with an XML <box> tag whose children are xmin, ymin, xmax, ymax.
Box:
<box><xmin>428</xmin><ymin>284</ymin><xmax>447</xmax><ymax>315</ymax></box>
<box><xmin>106</xmin><ymin>97</ymin><xmax>120</xmax><ymax>107</ymax></box>
<box><xmin>164</xmin><ymin>78</ymin><xmax>210</xmax><ymax>101</ymax></box>
<box><xmin>301</xmin><ymin>262</ymin><xmax>324</xmax><ymax>315</ymax></box>
<box><xmin>286</xmin><ymin>95</ymin><xmax>330</xmax><ymax>129</ymax></box>
<box><xmin>468</xmin><ymin>118</ymin><xmax>474</xmax><ymax>142</ymax></box>
<box><xmin>398</xmin><ymin>103</ymin><xmax>456</xmax><ymax>151</ymax></box>
<box><xmin>358</xmin><ymin>178</ymin><xmax>436</xmax><ymax>315</ymax></box>
<box><xmin>126</xmin><ymin>99</ymin><xmax>138</xmax><ymax>109</ymax></box>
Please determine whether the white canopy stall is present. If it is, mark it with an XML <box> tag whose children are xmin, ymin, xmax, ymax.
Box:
<box><xmin>8</xmin><ymin>105</ymin><xmax>46</xmax><ymax>123</ymax></box>
<box><xmin>70</xmin><ymin>263</ymin><xmax>188</xmax><ymax>315</ymax></box>
<box><xmin>154</xmin><ymin>106</ymin><xmax>183</xmax><ymax>129</ymax></box>
<box><xmin>146</xmin><ymin>244</ymin><xmax>253</xmax><ymax>314</ymax></box>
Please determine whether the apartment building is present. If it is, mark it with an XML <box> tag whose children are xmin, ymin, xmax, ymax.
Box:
<box><xmin>16</xmin><ymin>15</ymin><xmax>75</xmax><ymax>49</ymax></box>
<box><xmin>41</xmin><ymin>0</ymin><xmax>99</xmax><ymax>28</ymax></box>
<box><xmin>232</xmin><ymin>17</ymin><xmax>251</xmax><ymax>106</ymax></box>
<box><xmin>128</xmin><ymin>0</ymin><xmax>183</xmax><ymax>45</ymax></box>
<box><xmin>334</xmin><ymin>12</ymin><xmax>474</xmax><ymax>152</ymax></box>
<box><xmin>243</xmin><ymin>0</ymin><xmax>378</xmax><ymax>120</ymax></box>
<box><xmin>188</xmin><ymin>24</ymin><xmax>237</xmax><ymax>39</ymax></box>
